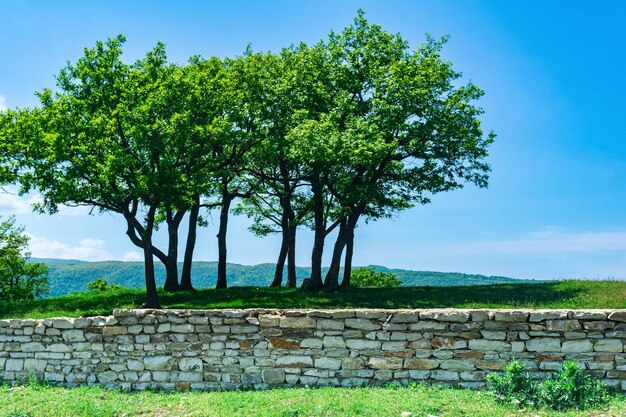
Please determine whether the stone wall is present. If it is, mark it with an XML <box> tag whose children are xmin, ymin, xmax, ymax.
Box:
<box><xmin>1</xmin><ymin>309</ymin><xmax>626</xmax><ymax>391</ymax></box>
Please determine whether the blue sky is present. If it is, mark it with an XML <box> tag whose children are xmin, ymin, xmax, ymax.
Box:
<box><xmin>1</xmin><ymin>1</ymin><xmax>625</xmax><ymax>280</ymax></box>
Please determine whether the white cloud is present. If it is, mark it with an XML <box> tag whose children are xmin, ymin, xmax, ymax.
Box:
<box><xmin>0</xmin><ymin>95</ymin><xmax>6</xmax><ymax>112</ymax></box>
<box><xmin>0</xmin><ymin>192</ymin><xmax>42</xmax><ymax>215</ymax></box>
<box><xmin>123</xmin><ymin>251</ymin><xmax>143</xmax><ymax>262</ymax></box>
<box><xmin>447</xmin><ymin>227</ymin><xmax>626</xmax><ymax>256</ymax></box>
<box><xmin>0</xmin><ymin>187</ymin><xmax>91</xmax><ymax>217</ymax></box>
<box><xmin>26</xmin><ymin>235</ymin><xmax>112</xmax><ymax>261</ymax></box>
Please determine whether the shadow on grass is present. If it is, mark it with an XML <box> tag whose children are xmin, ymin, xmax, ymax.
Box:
<box><xmin>0</xmin><ymin>281</ymin><xmax>595</xmax><ymax>319</ymax></box>
<box><xmin>158</xmin><ymin>282</ymin><xmax>583</xmax><ymax>310</ymax></box>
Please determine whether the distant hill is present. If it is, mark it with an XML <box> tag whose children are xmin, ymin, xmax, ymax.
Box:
<box><xmin>31</xmin><ymin>258</ymin><xmax>535</xmax><ymax>297</ymax></box>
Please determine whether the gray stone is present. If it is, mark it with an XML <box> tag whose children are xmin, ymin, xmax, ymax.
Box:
<box><xmin>440</xmin><ymin>360</ymin><xmax>475</xmax><ymax>371</ymax></box>
<box><xmin>480</xmin><ymin>331</ymin><xmax>506</xmax><ymax>340</ymax></box>
<box><xmin>48</xmin><ymin>343</ymin><xmax>72</xmax><ymax>353</ymax></box>
<box><xmin>98</xmin><ymin>371</ymin><xmax>118</xmax><ymax>383</ymax></box>
<box><xmin>570</xmin><ymin>311</ymin><xmax>607</xmax><ymax>320</ymax></box>
<box><xmin>21</xmin><ymin>342</ymin><xmax>45</xmax><ymax>352</ymax></box>
<box><xmin>144</xmin><ymin>356</ymin><xmax>174</xmax><ymax>371</ymax></box>
<box><xmin>63</xmin><ymin>330</ymin><xmax>86</xmax><ymax>342</ymax></box>
<box><xmin>317</xmin><ymin>319</ymin><xmax>344</xmax><ymax>330</ymax></box>
<box><xmin>301</xmin><ymin>338</ymin><xmax>323</xmax><ymax>349</ymax></box>
<box><xmin>179</xmin><ymin>358</ymin><xmax>203</xmax><ymax>372</ymax></box>
<box><xmin>562</xmin><ymin>339</ymin><xmax>593</xmax><ymax>353</ymax></box>
<box><xmin>526</xmin><ymin>338</ymin><xmax>561</xmax><ymax>352</ymax></box>
<box><xmin>345</xmin><ymin>318</ymin><xmax>381</xmax><ymax>331</ymax></box>
<box><xmin>389</xmin><ymin>312</ymin><xmax>420</xmax><ymax>323</ymax></box>
<box><xmin>5</xmin><ymin>359</ymin><xmax>24</xmax><ymax>372</ymax></box>
<box><xmin>594</xmin><ymin>339</ymin><xmax>623</xmax><ymax>352</ymax></box>
<box><xmin>528</xmin><ymin>311</ymin><xmax>568</xmax><ymax>322</ymax></box>
<box><xmin>276</xmin><ymin>356</ymin><xmax>313</xmax><ymax>367</ymax></box>
<box><xmin>323</xmin><ymin>336</ymin><xmax>346</xmax><ymax>349</ymax></box>
<box><xmin>171</xmin><ymin>324</ymin><xmax>194</xmax><ymax>333</ymax></box>
<box><xmin>431</xmin><ymin>370</ymin><xmax>459</xmax><ymax>381</ymax></box>
<box><xmin>608</xmin><ymin>311</ymin><xmax>626</xmax><ymax>322</ymax></box>
<box><xmin>494</xmin><ymin>311</ymin><xmax>529</xmax><ymax>322</ymax></box>
<box><xmin>345</xmin><ymin>339</ymin><xmax>381</xmax><ymax>350</ymax></box>
<box><xmin>408</xmin><ymin>322</ymin><xmax>446</xmax><ymax>331</ymax></box>
<box><xmin>50</xmin><ymin>318</ymin><xmax>74</xmax><ymax>329</ymax></box>
<box><xmin>468</xmin><ymin>340</ymin><xmax>510</xmax><ymax>352</ymax></box>
<box><xmin>315</xmin><ymin>357</ymin><xmax>342</xmax><ymax>370</ymax></box>
<box><xmin>420</xmin><ymin>311</ymin><xmax>469</xmax><ymax>323</ymax></box>
<box><xmin>342</xmin><ymin>357</ymin><xmax>365</xmax><ymax>370</ymax></box>
<box><xmin>127</xmin><ymin>360</ymin><xmax>145</xmax><ymax>371</ymax></box>
<box><xmin>546</xmin><ymin>320</ymin><xmax>581</xmax><ymax>332</ymax></box>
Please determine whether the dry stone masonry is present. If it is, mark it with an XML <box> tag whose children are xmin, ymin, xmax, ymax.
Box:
<box><xmin>1</xmin><ymin>309</ymin><xmax>626</xmax><ymax>391</ymax></box>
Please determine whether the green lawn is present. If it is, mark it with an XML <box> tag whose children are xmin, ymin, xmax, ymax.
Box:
<box><xmin>2</xmin><ymin>280</ymin><xmax>625</xmax><ymax>319</ymax></box>
<box><xmin>1</xmin><ymin>382</ymin><xmax>625</xmax><ymax>417</ymax></box>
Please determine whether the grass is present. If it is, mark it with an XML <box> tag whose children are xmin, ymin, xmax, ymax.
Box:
<box><xmin>1</xmin><ymin>280</ymin><xmax>625</xmax><ymax>319</ymax></box>
<box><xmin>1</xmin><ymin>382</ymin><xmax>625</xmax><ymax>417</ymax></box>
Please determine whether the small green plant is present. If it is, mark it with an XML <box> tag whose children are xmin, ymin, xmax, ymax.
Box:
<box><xmin>536</xmin><ymin>361</ymin><xmax>611</xmax><ymax>411</ymax></box>
<box><xmin>350</xmin><ymin>267</ymin><xmax>402</xmax><ymax>288</ymax></box>
<box><xmin>487</xmin><ymin>360</ymin><xmax>611</xmax><ymax>411</ymax></box>
<box><xmin>487</xmin><ymin>360</ymin><xmax>538</xmax><ymax>407</ymax></box>
<box><xmin>86</xmin><ymin>278</ymin><xmax>123</xmax><ymax>292</ymax></box>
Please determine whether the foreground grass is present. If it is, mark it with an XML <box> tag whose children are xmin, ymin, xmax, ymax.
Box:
<box><xmin>2</xmin><ymin>280</ymin><xmax>625</xmax><ymax>319</ymax></box>
<box><xmin>1</xmin><ymin>383</ymin><xmax>625</xmax><ymax>417</ymax></box>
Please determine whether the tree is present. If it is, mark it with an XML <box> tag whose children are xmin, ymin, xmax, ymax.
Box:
<box><xmin>6</xmin><ymin>36</ymin><xmax>207</xmax><ymax>307</ymax></box>
<box><xmin>0</xmin><ymin>217</ymin><xmax>49</xmax><ymax>301</ymax></box>
<box><xmin>190</xmin><ymin>51</ymin><xmax>273</xmax><ymax>289</ymax></box>
<box><xmin>235</xmin><ymin>47</ymin><xmax>326</xmax><ymax>288</ymax></box>
<box><xmin>296</xmin><ymin>12</ymin><xmax>495</xmax><ymax>289</ymax></box>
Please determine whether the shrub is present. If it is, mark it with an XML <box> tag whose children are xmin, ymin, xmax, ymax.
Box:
<box><xmin>487</xmin><ymin>360</ymin><xmax>611</xmax><ymax>411</ymax></box>
<box><xmin>350</xmin><ymin>267</ymin><xmax>402</xmax><ymax>288</ymax></box>
<box><xmin>487</xmin><ymin>360</ymin><xmax>538</xmax><ymax>407</ymax></box>
<box><xmin>87</xmin><ymin>278</ymin><xmax>123</xmax><ymax>292</ymax></box>
<box><xmin>536</xmin><ymin>361</ymin><xmax>611</xmax><ymax>411</ymax></box>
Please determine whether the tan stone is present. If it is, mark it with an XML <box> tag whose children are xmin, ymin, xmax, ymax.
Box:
<box><xmin>368</xmin><ymin>357</ymin><xmax>403</xmax><ymax>370</ymax></box>
<box><xmin>102</xmin><ymin>326</ymin><xmax>128</xmax><ymax>336</ymax></box>
<box><xmin>279</xmin><ymin>317</ymin><xmax>316</xmax><ymax>329</ymax></box>
<box><xmin>404</xmin><ymin>359</ymin><xmax>439</xmax><ymax>370</ymax></box>
<box><xmin>270</xmin><ymin>337</ymin><xmax>301</xmax><ymax>349</ymax></box>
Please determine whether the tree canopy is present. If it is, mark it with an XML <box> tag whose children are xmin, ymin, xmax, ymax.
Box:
<box><xmin>0</xmin><ymin>11</ymin><xmax>494</xmax><ymax>306</ymax></box>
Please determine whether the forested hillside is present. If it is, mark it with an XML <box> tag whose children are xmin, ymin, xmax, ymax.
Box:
<box><xmin>34</xmin><ymin>258</ymin><xmax>531</xmax><ymax>297</ymax></box>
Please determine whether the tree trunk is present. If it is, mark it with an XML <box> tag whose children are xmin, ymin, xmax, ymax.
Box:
<box><xmin>143</xmin><ymin>206</ymin><xmax>161</xmax><ymax>308</ymax></box>
<box><xmin>216</xmin><ymin>192</ymin><xmax>232</xmax><ymax>289</ymax></box>
<box><xmin>286</xmin><ymin>223</ymin><xmax>297</xmax><ymax>288</ymax></box>
<box><xmin>181</xmin><ymin>199</ymin><xmax>199</xmax><ymax>290</ymax></box>
<box><xmin>324</xmin><ymin>219</ymin><xmax>347</xmax><ymax>290</ymax></box>
<box><xmin>340</xmin><ymin>226</ymin><xmax>354</xmax><ymax>288</ymax></box>
<box><xmin>306</xmin><ymin>177</ymin><xmax>325</xmax><ymax>290</ymax></box>
<box><xmin>163</xmin><ymin>208</ymin><xmax>185</xmax><ymax>292</ymax></box>
<box><xmin>271</xmin><ymin>212</ymin><xmax>290</xmax><ymax>287</ymax></box>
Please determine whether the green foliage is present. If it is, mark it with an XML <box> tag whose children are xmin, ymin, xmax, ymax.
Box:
<box><xmin>487</xmin><ymin>360</ymin><xmax>611</xmax><ymax>411</ymax></box>
<box><xmin>350</xmin><ymin>267</ymin><xmax>402</xmax><ymax>288</ymax></box>
<box><xmin>486</xmin><ymin>360</ymin><xmax>538</xmax><ymax>407</ymax></box>
<box><xmin>536</xmin><ymin>361</ymin><xmax>611</xmax><ymax>411</ymax></box>
<box><xmin>0</xmin><ymin>217</ymin><xmax>48</xmax><ymax>301</ymax></box>
<box><xmin>86</xmin><ymin>278</ymin><xmax>123</xmax><ymax>292</ymax></box>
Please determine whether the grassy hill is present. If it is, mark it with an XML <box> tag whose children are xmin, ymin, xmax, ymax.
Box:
<box><xmin>33</xmin><ymin>258</ymin><xmax>533</xmax><ymax>297</ymax></box>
